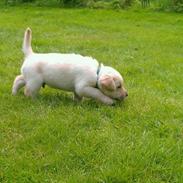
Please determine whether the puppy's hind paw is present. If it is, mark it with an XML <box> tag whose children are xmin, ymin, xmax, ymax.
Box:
<box><xmin>12</xmin><ymin>89</ymin><xmax>17</xmax><ymax>96</ymax></box>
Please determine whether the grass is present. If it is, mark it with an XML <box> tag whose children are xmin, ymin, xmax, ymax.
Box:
<box><xmin>0</xmin><ymin>6</ymin><xmax>183</xmax><ymax>183</ymax></box>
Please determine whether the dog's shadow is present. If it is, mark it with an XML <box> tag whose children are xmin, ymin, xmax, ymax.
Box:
<box><xmin>39</xmin><ymin>93</ymin><xmax>127</xmax><ymax>109</ymax></box>
<box><xmin>27</xmin><ymin>91</ymin><xmax>102</xmax><ymax>109</ymax></box>
<box><xmin>15</xmin><ymin>89</ymin><xmax>127</xmax><ymax>110</ymax></box>
<box><xmin>39</xmin><ymin>92</ymin><xmax>74</xmax><ymax>107</ymax></box>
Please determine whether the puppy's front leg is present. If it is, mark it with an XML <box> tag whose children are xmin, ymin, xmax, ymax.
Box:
<box><xmin>74</xmin><ymin>92</ymin><xmax>83</xmax><ymax>102</ymax></box>
<box><xmin>76</xmin><ymin>86</ymin><xmax>114</xmax><ymax>105</ymax></box>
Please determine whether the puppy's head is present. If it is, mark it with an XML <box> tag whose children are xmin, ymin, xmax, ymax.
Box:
<box><xmin>98</xmin><ymin>67</ymin><xmax>128</xmax><ymax>100</ymax></box>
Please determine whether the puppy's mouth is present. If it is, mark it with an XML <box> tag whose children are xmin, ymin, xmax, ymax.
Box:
<box><xmin>113</xmin><ymin>97</ymin><xmax>124</xmax><ymax>101</ymax></box>
<box><xmin>114</xmin><ymin>95</ymin><xmax>128</xmax><ymax>101</ymax></box>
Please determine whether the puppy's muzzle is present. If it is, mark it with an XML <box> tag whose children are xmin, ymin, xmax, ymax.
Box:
<box><xmin>117</xmin><ymin>91</ymin><xmax>128</xmax><ymax>100</ymax></box>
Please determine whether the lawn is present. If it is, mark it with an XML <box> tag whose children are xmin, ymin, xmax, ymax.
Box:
<box><xmin>0</xmin><ymin>6</ymin><xmax>183</xmax><ymax>183</ymax></box>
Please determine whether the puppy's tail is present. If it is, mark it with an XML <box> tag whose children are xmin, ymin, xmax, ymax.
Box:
<box><xmin>22</xmin><ymin>27</ymin><xmax>33</xmax><ymax>56</ymax></box>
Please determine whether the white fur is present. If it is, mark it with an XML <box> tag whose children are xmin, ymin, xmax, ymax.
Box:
<box><xmin>12</xmin><ymin>28</ymin><xmax>127</xmax><ymax>105</ymax></box>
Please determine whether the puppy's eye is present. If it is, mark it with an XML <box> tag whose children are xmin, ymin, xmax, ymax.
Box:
<box><xmin>117</xmin><ymin>85</ymin><xmax>121</xmax><ymax>89</ymax></box>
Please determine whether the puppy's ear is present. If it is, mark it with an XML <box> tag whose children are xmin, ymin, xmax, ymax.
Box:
<box><xmin>100</xmin><ymin>75</ymin><xmax>116</xmax><ymax>91</ymax></box>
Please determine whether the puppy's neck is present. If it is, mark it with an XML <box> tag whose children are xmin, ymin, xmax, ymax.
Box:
<box><xmin>96</xmin><ymin>63</ymin><xmax>102</xmax><ymax>88</ymax></box>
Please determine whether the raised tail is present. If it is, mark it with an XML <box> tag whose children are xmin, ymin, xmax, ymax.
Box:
<box><xmin>22</xmin><ymin>27</ymin><xmax>33</xmax><ymax>56</ymax></box>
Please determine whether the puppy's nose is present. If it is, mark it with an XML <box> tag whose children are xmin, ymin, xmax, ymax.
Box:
<box><xmin>125</xmin><ymin>92</ymin><xmax>128</xmax><ymax>97</ymax></box>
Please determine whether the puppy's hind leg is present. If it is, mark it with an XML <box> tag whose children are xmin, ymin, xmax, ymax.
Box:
<box><xmin>12</xmin><ymin>75</ymin><xmax>26</xmax><ymax>95</ymax></box>
<box><xmin>24</xmin><ymin>79</ymin><xmax>43</xmax><ymax>98</ymax></box>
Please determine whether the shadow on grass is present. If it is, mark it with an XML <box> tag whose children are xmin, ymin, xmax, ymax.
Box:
<box><xmin>12</xmin><ymin>89</ymin><xmax>129</xmax><ymax>111</ymax></box>
<box><xmin>39</xmin><ymin>92</ymin><xmax>128</xmax><ymax>108</ymax></box>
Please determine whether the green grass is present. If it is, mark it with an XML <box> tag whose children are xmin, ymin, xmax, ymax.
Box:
<box><xmin>0</xmin><ymin>6</ymin><xmax>183</xmax><ymax>183</ymax></box>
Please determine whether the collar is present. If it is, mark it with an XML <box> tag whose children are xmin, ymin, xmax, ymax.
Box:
<box><xmin>96</xmin><ymin>63</ymin><xmax>101</xmax><ymax>88</ymax></box>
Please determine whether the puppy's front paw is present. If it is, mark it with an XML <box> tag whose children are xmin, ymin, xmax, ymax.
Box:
<box><xmin>103</xmin><ymin>98</ymin><xmax>115</xmax><ymax>106</ymax></box>
<box><xmin>73</xmin><ymin>92</ymin><xmax>83</xmax><ymax>102</ymax></box>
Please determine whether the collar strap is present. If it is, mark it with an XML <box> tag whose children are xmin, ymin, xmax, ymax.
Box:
<box><xmin>96</xmin><ymin>63</ymin><xmax>101</xmax><ymax>88</ymax></box>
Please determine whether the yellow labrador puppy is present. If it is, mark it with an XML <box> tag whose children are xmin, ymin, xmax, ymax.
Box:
<box><xmin>12</xmin><ymin>28</ymin><xmax>128</xmax><ymax>105</ymax></box>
